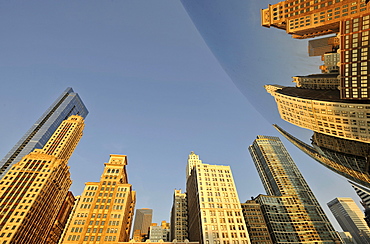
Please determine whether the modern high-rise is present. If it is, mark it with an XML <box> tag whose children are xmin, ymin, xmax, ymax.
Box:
<box><xmin>132</xmin><ymin>208</ymin><xmax>153</xmax><ymax>241</ymax></box>
<box><xmin>0</xmin><ymin>87</ymin><xmax>88</xmax><ymax>177</ymax></box>
<box><xmin>0</xmin><ymin>115</ymin><xmax>85</xmax><ymax>243</ymax></box>
<box><xmin>170</xmin><ymin>189</ymin><xmax>188</xmax><ymax>241</ymax></box>
<box><xmin>186</xmin><ymin>152</ymin><xmax>250</xmax><ymax>244</ymax></box>
<box><xmin>249</xmin><ymin>136</ymin><xmax>341</xmax><ymax>243</ymax></box>
<box><xmin>60</xmin><ymin>154</ymin><xmax>136</xmax><ymax>243</ymax></box>
<box><xmin>328</xmin><ymin>197</ymin><xmax>370</xmax><ymax>244</ymax></box>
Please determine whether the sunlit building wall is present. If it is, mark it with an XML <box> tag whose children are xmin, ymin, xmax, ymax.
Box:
<box><xmin>186</xmin><ymin>152</ymin><xmax>250</xmax><ymax>244</ymax></box>
<box><xmin>241</xmin><ymin>200</ymin><xmax>272</xmax><ymax>244</ymax></box>
<box><xmin>292</xmin><ymin>73</ymin><xmax>340</xmax><ymax>89</ymax></box>
<box><xmin>0</xmin><ymin>87</ymin><xmax>88</xmax><ymax>178</ymax></box>
<box><xmin>261</xmin><ymin>0</ymin><xmax>369</xmax><ymax>39</ymax></box>
<box><xmin>266</xmin><ymin>84</ymin><xmax>370</xmax><ymax>143</ymax></box>
<box><xmin>328</xmin><ymin>197</ymin><xmax>370</xmax><ymax>244</ymax></box>
<box><xmin>0</xmin><ymin>115</ymin><xmax>85</xmax><ymax>243</ymax></box>
<box><xmin>60</xmin><ymin>155</ymin><xmax>136</xmax><ymax>243</ymax></box>
<box><xmin>132</xmin><ymin>208</ymin><xmax>153</xmax><ymax>241</ymax></box>
<box><xmin>249</xmin><ymin>136</ymin><xmax>341</xmax><ymax>243</ymax></box>
<box><xmin>339</xmin><ymin>13</ymin><xmax>370</xmax><ymax>100</ymax></box>
<box><xmin>170</xmin><ymin>189</ymin><xmax>188</xmax><ymax>241</ymax></box>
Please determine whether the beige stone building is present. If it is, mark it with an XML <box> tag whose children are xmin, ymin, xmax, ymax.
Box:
<box><xmin>60</xmin><ymin>155</ymin><xmax>136</xmax><ymax>243</ymax></box>
<box><xmin>0</xmin><ymin>115</ymin><xmax>85</xmax><ymax>243</ymax></box>
<box><xmin>186</xmin><ymin>152</ymin><xmax>250</xmax><ymax>244</ymax></box>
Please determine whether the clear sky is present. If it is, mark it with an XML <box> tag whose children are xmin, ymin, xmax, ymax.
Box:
<box><xmin>0</xmin><ymin>0</ymin><xmax>362</xmax><ymax>231</ymax></box>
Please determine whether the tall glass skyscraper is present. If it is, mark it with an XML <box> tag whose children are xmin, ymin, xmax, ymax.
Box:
<box><xmin>249</xmin><ymin>136</ymin><xmax>341</xmax><ymax>243</ymax></box>
<box><xmin>0</xmin><ymin>87</ymin><xmax>88</xmax><ymax>177</ymax></box>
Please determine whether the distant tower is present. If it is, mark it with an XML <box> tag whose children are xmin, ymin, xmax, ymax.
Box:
<box><xmin>328</xmin><ymin>197</ymin><xmax>370</xmax><ymax>244</ymax></box>
<box><xmin>249</xmin><ymin>135</ymin><xmax>341</xmax><ymax>243</ymax></box>
<box><xmin>170</xmin><ymin>189</ymin><xmax>188</xmax><ymax>241</ymax></box>
<box><xmin>0</xmin><ymin>115</ymin><xmax>85</xmax><ymax>243</ymax></box>
<box><xmin>0</xmin><ymin>87</ymin><xmax>88</xmax><ymax>177</ymax></box>
<box><xmin>186</xmin><ymin>152</ymin><xmax>251</xmax><ymax>244</ymax></box>
<box><xmin>132</xmin><ymin>208</ymin><xmax>153</xmax><ymax>241</ymax></box>
<box><xmin>60</xmin><ymin>154</ymin><xmax>136</xmax><ymax>243</ymax></box>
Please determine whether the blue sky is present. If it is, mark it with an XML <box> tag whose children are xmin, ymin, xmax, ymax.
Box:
<box><xmin>0</xmin><ymin>0</ymin><xmax>361</xmax><ymax>231</ymax></box>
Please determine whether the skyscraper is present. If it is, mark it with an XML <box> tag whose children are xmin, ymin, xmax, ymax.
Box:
<box><xmin>0</xmin><ymin>87</ymin><xmax>88</xmax><ymax>177</ymax></box>
<box><xmin>132</xmin><ymin>208</ymin><xmax>153</xmax><ymax>241</ymax></box>
<box><xmin>0</xmin><ymin>115</ymin><xmax>85</xmax><ymax>243</ymax></box>
<box><xmin>170</xmin><ymin>189</ymin><xmax>188</xmax><ymax>242</ymax></box>
<box><xmin>328</xmin><ymin>197</ymin><xmax>370</xmax><ymax>244</ymax></box>
<box><xmin>249</xmin><ymin>136</ymin><xmax>341</xmax><ymax>243</ymax></box>
<box><xmin>186</xmin><ymin>152</ymin><xmax>250</xmax><ymax>244</ymax></box>
<box><xmin>60</xmin><ymin>154</ymin><xmax>136</xmax><ymax>243</ymax></box>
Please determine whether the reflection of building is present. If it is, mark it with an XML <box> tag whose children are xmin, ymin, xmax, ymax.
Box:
<box><xmin>274</xmin><ymin>124</ymin><xmax>370</xmax><ymax>188</ymax></box>
<box><xmin>0</xmin><ymin>115</ymin><xmax>85</xmax><ymax>243</ymax></box>
<box><xmin>292</xmin><ymin>73</ymin><xmax>339</xmax><ymax>89</ymax></box>
<box><xmin>338</xmin><ymin>232</ymin><xmax>355</xmax><ymax>244</ymax></box>
<box><xmin>60</xmin><ymin>154</ymin><xmax>136</xmax><ymax>243</ymax></box>
<box><xmin>350</xmin><ymin>181</ymin><xmax>370</xmax><ymax>227</ymax></box>
<box><xmin>241</xmin><ymin>200</ymin><xmax>272</xmax><ymax>244</ymax></box>
<box><xmin>132</xmin><ymin>208</ymin><xmax>153</xmax><ymax>241</ymax></box>
<box><xmin>309</xmin><ymin>37</ymin><xmax>338</xmax><ymax>57</ymax></box>
<box><xmin>0</xmin><ymin>87</ymin><xmax>88</xmax><ymax>177</ymax></box>
<box><xmin>328</xmin><ymin>197</ymin><xmax>370</xmax><ymax>244</ymax></box>
<box><xmin>261</xmin><ymin>0</ymin><xmax>369</xmax><ymax>39</ymax></box>
<box><xmin>249</xmin><ymin>136</ymin><xmax>341</xmax><ymax>243</ymax></box>
<box><xmin>186</xmin><ymin>152</ymin><xmax>250</xmax><ymax>244</ymax></box>
<box><xmin>339</xmin><ymin>14</ymin><xmax>370</xmax><ymax>100</ymax></box>
<box><xmin>266</xmin><ymin>84</ymin><xmax>370</xmax><ymax>143</ymax></box>
<box><xmin>170</xmin><ymin>189</ymin><xmax>187</xmax><ymax>241</ymax></box>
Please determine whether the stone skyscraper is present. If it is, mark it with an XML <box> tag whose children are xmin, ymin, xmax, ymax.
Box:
<box><xmin>186</xmin><ymin>152</ymin><xmax>250</xmax><ymax>244</ymax></box>
<box><xmin>0</xmin><ymin>115</ymin><xmax>85</xmax><ymax>243</ymax></box>
<box><xmin>0</xmin><ymin>87</ymin><xmax>88</xmax><ymax>177</ymax></box>
<box><xmin>328</xmin><ymin>197</ymin><xmax>370</xmax><ymax>244</ymax></box>
<box><xmin>249</xmin><ymin>136</ymin><xmax>340</xmax><ymax>243</ymax></box>
<box><xmin>60</xmin><ymin>154</ymin><xmax>136</xmax><ymax>243</ymax></box>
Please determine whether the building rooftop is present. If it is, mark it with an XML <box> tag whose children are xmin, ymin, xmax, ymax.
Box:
<box><xmin>277</xmin><ymin>87</ymin><xmax>370</xmax><ymax>104</ymax></box>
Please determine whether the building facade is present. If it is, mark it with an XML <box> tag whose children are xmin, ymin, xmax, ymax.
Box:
<box><xmin>60</xmin><ymin>155</ymin><xmax>136</xmax><ymax>243</ymax></box>
<box><xmin>328</xmin><ymin>197</ymin><xmax>370</xmax><ymax>244</ymax></box>
<box><xmin>0</xmin><ymin>115</ymin><xmax>85</xmax><ymax>243</ymax></box>
<box><xmin>274</xmin><ymin>124</ymin><xmax>370</xmax><ymax>188</ymax></box>
<box><xmin>266</xmin><ymin>84</ymin><xmax>370</xmax><ymax>143</ymax></box>
<box><xmin>339</xmin><ymin>13</ymin><xmax>370</xmax><ymax>100</ymax></box>
<box><xmin>170</xmin><ymin>189</ymin><xmax>188</xmax><ymax>242</ymax></box>
<box><xmin>186</xmin><ymin>152</ymin><xmax>250</xmax><ymax>244</ymax></box>
<box><xmin>241</xmin><ymin>200</ymin><xmax>272</xmax><ymax>244</ymax></box>
<box><xmin>0</xmin><ymin>87</ymin><xmax>88</xmax><ymax>177</ymax></box>
<box><xmin>249</xmin><ymin>135</ymin><xmax>341</xmax><ymax>243</ymax></box>
<box><xmin>261</xmin><ymin>0</ymin><xmax>369</xmax><ymax>39</ymax></box>
<box><xmin>132</xmin><ymin>208</ymin><xmax>153</xmax><ymax>241</ymax></box>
